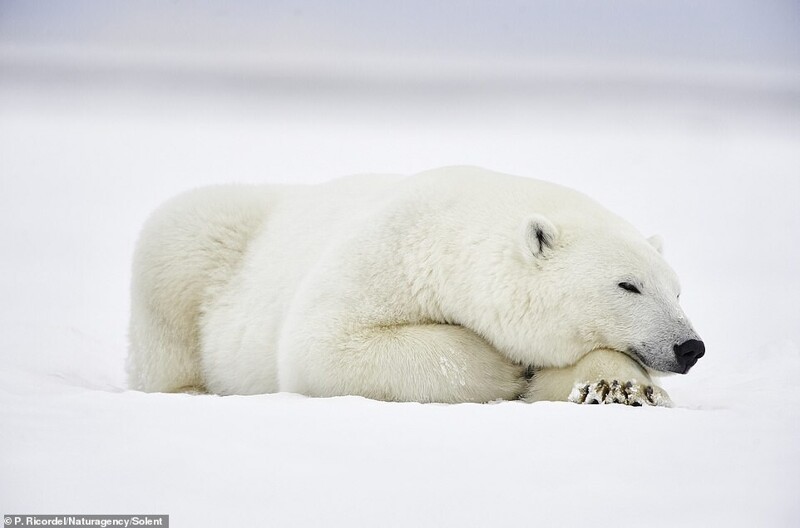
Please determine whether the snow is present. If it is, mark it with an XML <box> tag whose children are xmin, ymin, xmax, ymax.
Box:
<box><xmin>1</xmin><ymin>337</ymin><xmax>798</xmax><ymax>526</ymax></box>
<box><xmin>2</xmin><ymin>4</ymin><xmax>800</xmax><ymax>525</ymax></box>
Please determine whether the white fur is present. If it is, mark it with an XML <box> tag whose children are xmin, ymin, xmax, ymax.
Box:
<box><xmin>128</xmin><ymin>166</ymin><xmax>700</xmax><ymax>403</ymax></box>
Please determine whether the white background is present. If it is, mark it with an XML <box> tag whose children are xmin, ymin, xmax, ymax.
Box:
<box><xmin>1</xmin><ymin>2</ymin><xmax>799</xmax><ymax>526</ymax></box>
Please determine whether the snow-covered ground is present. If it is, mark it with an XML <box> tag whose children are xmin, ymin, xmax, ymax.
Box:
<box><xmin>2</xmin><ymin>9</ymin><xmax>800</xmax><ymax>525</ymax></box>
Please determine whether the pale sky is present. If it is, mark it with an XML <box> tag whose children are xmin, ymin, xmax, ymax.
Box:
<box><xmin>1</xmin><ymin>0</ymin><xmax>799</xmax><ymax>67</ymax></box>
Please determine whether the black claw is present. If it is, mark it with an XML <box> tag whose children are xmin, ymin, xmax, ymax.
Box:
<box><xmin>574</xmin><ymin>384</ymin><xmax>589</xmax><ymax>403</ymax></box>
<box><xmin>608</xmin><ymin>380</ymin><xmax>623</xmax><ymax>403</ymax></box>
<box><xmin>596</xmin><ymin>380</ymin><xmax>610</xmax><ymax>401</ymax></box>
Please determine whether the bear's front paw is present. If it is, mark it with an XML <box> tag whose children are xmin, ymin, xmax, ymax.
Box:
<box><xmin>568</xmin><ymin>380</ymin><xmax>672</xmax><ymax>407</ymax></box>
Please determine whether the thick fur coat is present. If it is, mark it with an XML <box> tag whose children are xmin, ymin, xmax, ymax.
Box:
<box><xmin>128</xmin><ymin>166</ymin><xmax>702</xmax><ymax>404</ymax></box>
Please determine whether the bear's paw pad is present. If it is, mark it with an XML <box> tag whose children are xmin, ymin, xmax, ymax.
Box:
<box><xmin>568</xmin><ymin>380</ymin><xmax>671</xmax><ymax>407</ymax></box>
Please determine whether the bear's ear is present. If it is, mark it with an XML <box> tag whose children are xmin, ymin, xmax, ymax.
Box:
<box><xmin>647</xmin><ymin>234</ymin><xmax>664</xmax><ymax>254</ymax></box>
<box><xmin>523</xmin><ymin>215</ymin><xmax>559</xmax><ymax>258</ymax></box>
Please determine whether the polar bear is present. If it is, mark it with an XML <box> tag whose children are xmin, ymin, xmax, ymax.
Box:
<box><xmin>128</xmin><ymin>166</ymin><xmax>704</xmax><ymax>405</ymax></box>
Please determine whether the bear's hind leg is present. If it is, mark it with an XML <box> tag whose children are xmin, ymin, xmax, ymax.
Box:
<box><xmin>128</xmin><ymin>301</ymin><xmax>205</xmax><ymax>393</ymax></box>
<box><xmin>290</xmin><ymin>324</ymin><xmax>526</xmax><ymax>403</ymax></box>
<box><xmin>524</xmin><ymin>349</ymin><xmax>671</xmax><ymax>406</ymax></box>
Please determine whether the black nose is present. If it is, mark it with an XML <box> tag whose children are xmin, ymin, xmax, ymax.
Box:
<box><xmin>674</xmin><ymin>339</ymin><xmax>705</xmax><ymax>372</ymax></box>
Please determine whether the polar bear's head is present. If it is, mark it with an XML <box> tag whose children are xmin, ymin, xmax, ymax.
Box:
<box><xmin>487</xmin><ymin>214</ymin><xmax>704</xmax><ymax>374</ymax></box>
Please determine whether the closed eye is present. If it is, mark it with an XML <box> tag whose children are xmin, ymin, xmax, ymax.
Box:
<box><xmin>618</xmin><ymin>282</ymin><xmax>641</xmax><ymax>294</ymax></box>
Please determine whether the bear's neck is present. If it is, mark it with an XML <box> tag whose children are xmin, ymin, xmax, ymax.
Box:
<box><xmin>388</xmin><ymin>201</ymin><xmax>583</xmax><ymax>369</ymax></box>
